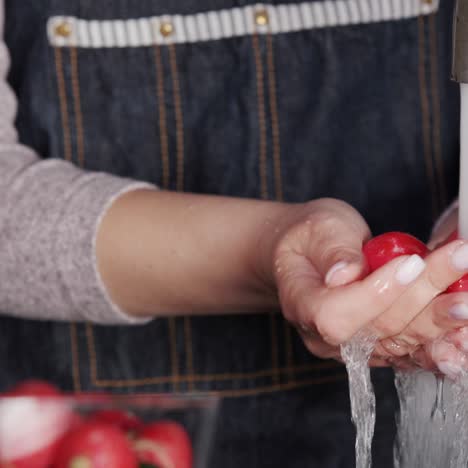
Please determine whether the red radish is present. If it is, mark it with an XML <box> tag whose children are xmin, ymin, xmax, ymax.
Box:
<box><xmin>89</xmin><ymin>409</ymin><xmax>143</xmax><ymax>434</ymax></box>
<box><xmin>0</xmin><ymin>438</ymin><xmax>64</xmax><ymax>468</ymax></box>
<box><xmin>52</xmin><ymin>421</ymin><xmax>138</xmax><ymax>468</ymax></box>
<box><xmin>5</xmin><ymin>379</ymin><xmax>61</xmax><ymax>397</ymax></box>
<box><xmin>134</xmin><ymin>422</ymin><xmax>193</xmax><ymax>468</ymax></box>
<box><xmin>362</xmin><ymin>232</ymin><xmax>429</xmax><ymax>273</ymax></box>
<box><xmin>0</xmin><ymin>384</ymin><xmax>73</xmax><ymax>468</ymax></box>
<box><xmin>446</xmin><ymin>275</ymin><xmax>468</xmax><ymax>293</ymax></box>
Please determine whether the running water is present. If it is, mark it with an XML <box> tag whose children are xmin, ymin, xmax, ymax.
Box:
<box><xmin>341</xmin><ymin>330</ymin><xmax>377</xmax><ymax>468</ymax></box>
<box><xmin>458</xmin><ymin>83</ymin><xmax>468</xmax><ymax>239</ymax></box>
<box><xmin>394</xmin><ymin>82</ymin><xmax>468</xmax><ymax>468</ymax></box>
<box><xmin>394</xmin><ymin>371</ymin><xmax>468</xmax><ymax>468</ymax></box>
<box><xmin>394</xmin><ymin>372</ymin><xmax>452</xmax><ymax>468</ymax></box>
<box><xmin>341</xmin><ymin>83</ymin><xmax>468</xmax><ymax>468</ymax></box>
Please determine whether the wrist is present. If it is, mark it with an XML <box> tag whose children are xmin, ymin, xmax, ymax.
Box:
<box><xmin>251</xmin><ymin>201</ymin><xmax>302</xmax><ymax>298</ymax></box>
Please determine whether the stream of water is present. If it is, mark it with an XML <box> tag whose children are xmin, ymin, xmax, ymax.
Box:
<box><xmin>340</xmin><ymin>331</ymin><xmax>377</xmax><ymax>468</ymax></box>
<box><xmin>341</xmin><ymin>82</ymin><xmax>468</xmax><ymax>468</ymax></box>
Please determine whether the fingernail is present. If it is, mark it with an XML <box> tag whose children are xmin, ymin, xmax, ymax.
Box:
<box><xmin>449</xmin><ymin>303</ymin><xmax>468</xmax><ymax>320</ymax></box>
<box><xmin>325</xmin><ymin>261</ymin><xmax>349</xmax><ymax>287</ymax></box>
<box><xmin>395</xmin><ymin>255</ymin><xmax>426</xmax><ymax>285</ymax></box>
<box><xmin>437</xmin><ymin>361</ymin><xmax>463</xmax><ymax>380</ymax></box>
<box><xmin>452</xmin><ymin>244</ymin><xmax>468</xmax><ymax>271</ymax></box>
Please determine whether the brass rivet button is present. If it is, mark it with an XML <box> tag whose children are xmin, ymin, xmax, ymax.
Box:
<box><xmin>160</xmin><ymin>21</ymin><xmax>174</xmax><ymax>37</ymax></box>
<box><xmin>255</xmin><ymin>10</ymin><xmax>269</xmax><ymax>26</ymax></box>
<box><xmin>55</xmin><ymin>21</ymin><xmax>72</xmax><ymax>37</ymax></box>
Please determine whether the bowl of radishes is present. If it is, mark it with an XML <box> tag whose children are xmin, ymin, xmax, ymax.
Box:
<box><xmin>0</xmin><ymin>380</ymin><xmax>219</xmax><ymax>468</ymax></box>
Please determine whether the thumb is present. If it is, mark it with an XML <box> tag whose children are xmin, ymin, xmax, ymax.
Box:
<box><xmin>308</xmin><ymin>221</ymin><xmax>370</xmax><ymax>289</ymax></box>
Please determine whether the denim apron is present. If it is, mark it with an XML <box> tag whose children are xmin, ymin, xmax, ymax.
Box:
<box><xmin>1</xmin><ymin>0</ymin><xmax>460</xmax><ymax>466</ymax></box>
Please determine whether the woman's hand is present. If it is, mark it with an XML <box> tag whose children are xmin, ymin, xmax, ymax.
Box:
<box><xmin>97</xmin><ymin>190</ymin><xmax>468</xmax><ymax>372</ymax></box>
<box><xmin>265</xmin><ymin>198</ymin><xmax>468</xmax><ymax>367</ymax></box>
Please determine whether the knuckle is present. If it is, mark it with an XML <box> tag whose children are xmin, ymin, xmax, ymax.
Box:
<box><xmin>305</xmin><ymin>210</ymin><xmax>342</xmax><ymax>239</ymax></box>
<box><xmin>314</xmin><ymin>310</ymin><xmax>350</xmax><ymax>346</ymax></box>
<box><xmin>302</xmin><ymin>338</ymin><xmax>337</xmax><ymax>359</ymax></box>
<box><xmin>372</xmin><ymin>318</ymin><xmax>401</xmax><ymax>338</ymax></box>
<box><xmin>424</xmin><ymin>269</ymin><xmax>448</xmax><ymax>295</ymax></box>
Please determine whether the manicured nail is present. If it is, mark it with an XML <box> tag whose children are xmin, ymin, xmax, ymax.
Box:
<box><xmin>395</xmin><ymin>255</ymin><xmax>426</xmax><ymax>285</ymax></box>
<box><xmin>452</xmin><ymin>244</ymin><xmax>468</xmax><ymax>271</ymax></box>
<box><xmin>437</xmin><ymin>361</ymin><xmax>463</xmax><ymax>380</ymax></box>
<box><xmin>449</xmin><ymin>303</ymin><xmax>468</xmax><ymax>320</ymax></box>
<box><xmin>325</xmin><ymin>261</ymin><xmax>349</xmax><ymax>286</ymax></box>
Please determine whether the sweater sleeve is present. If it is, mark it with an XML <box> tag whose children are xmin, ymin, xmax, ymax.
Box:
<box><xmin>0</xmin><ymin>3</ymin><xmax>155</xmax><ymax>324</ymax></box>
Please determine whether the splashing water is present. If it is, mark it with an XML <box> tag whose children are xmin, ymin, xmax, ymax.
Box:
<box><xmin>393</xmin><ymin>370</ymin><xmax>468</xmax><ymax>468</ymax></box>
<box><xmin>341</xmin><ymin>330</ymin><xmax>377</xmax><ymax>468</ymax></box>
<box><xmin>342</xmin><ymin>335</ymin><xmax>468</xmax><ymax>468</ymax></box>
<box><xmin>394</xmin><ymin>371</ymin><xmax>451</xmax><ymax>468</ymax></box>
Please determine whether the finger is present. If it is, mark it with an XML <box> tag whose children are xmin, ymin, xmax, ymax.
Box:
<box><xmin>370</xmin><ymin>240</ymin><xmax>468</xmax><ymax>339</ymax></box>
<box><xmin>282</xmin><ymin>241</ymin><xmax>466</xmax><ymax>347</ymax></box>
<box><xmin>296</xmin><ymin>322</ymin><xmax>389</xmax><ymax>365</ymax></box>
<box><xmin>368</xmin><ymin>356</ymin><xmax>392</xmax><ymax>367</ymax></box>
<box><xmin>380</xmin><ymin>292</ymin><xmax>468</xmax><ymax>352</ymax></box>
<box><xmin>374</xmin><ymin>336</ymin><xmax>419</xmax><ymax>359</ymax></box>
<box><xmin>444</xmin><ymin>326</ymin><xmax>468</xmax><ymax>354</ymax></box>
<box><xmin>409</xmin><ymin>346</ymin><xmax>436</xmax><ymax>371</ymax></box>
<box><xmin>298</xmin><ymin>253</ymin><xmax>427</xmax><ymax>345</ymax></box>
<box><xmin>297</xmin><ymin>332</ymin><xmax>341</xmax><ymax>360</ymax></box>
<box><xmin>301</xmin><ymin>203</ymin><xmax>371</xmax><ymax>287</ymax></box>
<box><xmin>386</xmin><ymin>355</ymin><xmax>418</xmax><ymax>371</ymax></box>
<box><xmin>429</xmin><ymin>339</ymin><xmax>468</xmax><ymax>380</ymax></box>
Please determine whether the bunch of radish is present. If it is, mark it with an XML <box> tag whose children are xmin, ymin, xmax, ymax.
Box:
<box><xmin>0</xmin><ymin>381</ymin><xmax>192</xmax><ymax>468</ymax></box>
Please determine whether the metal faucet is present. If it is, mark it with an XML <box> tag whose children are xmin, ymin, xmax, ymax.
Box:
<box><xmin>453</xmin><ymin>0</ymin><xmax>468</xmax><ymax>82</ymax></box>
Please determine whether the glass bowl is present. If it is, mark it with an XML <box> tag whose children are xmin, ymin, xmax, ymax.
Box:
<box><xmin>0</xmin><ymin>391</ymin><xmax>219</xmax><ymax>468</ymax></box>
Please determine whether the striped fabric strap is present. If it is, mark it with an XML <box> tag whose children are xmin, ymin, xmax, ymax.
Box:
<box><xmin>48</xmin><ymin>0</ymin><xmax>439</xmax><ymax>48</ymax></box>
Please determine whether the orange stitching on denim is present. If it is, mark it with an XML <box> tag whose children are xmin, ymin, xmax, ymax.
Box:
<box><xmin>205</xmin><ymin>373</ymin><xmax>347</xmax><ymax>398</ymax></box>
<box><xmin>69</xmin><ymin>323</ymin><xmax>82</xmax><ymax>392</ymax></box>
<box><xmin>252</xmin><ymin>34</ymin><xmax>268</xmax><ymax>201</ymax></box>
<box><xmin>428</xmin><ymin>13</ymin><xmax>446</xmax><ymax>210</ymax></box>
<box><xmin>154</xmin><ymin>45</ymin><xmax>170</xmax><ymax>189</ymax></box>
<box><xmin>266</xmin><ymin>34</ymin><xmax>283</xmax><ymax>203</ymax></box>
<box><xmin>168</xmin><ymin>43</ymin><xmax>193</xmax><ymax>390</ymax></box>
<box><xmin>417</xmin><ymin>16</ymin><xmax>438</xmax><ymax>221</ymax></box>
<box><xmin>252</xmin><ymin>33</ymin><xmax>280</xmax><ymax>386</ymax></box>
<box><xmin>168</xmin><ymin>44</ymin><xmax>185</xmax><ymax>192</ymax></box>
<box><xmin>89</xmin><ymin>361</ymin><xmax>341</xmax><ymax>387</ymax></box>
<box><xmin>86</xmin><ymin>323</ymin><xmax>99</xmax><ymax>384</ymax></box>
<box><xmin>70</xmin><ymin>48</ymin><xmax>85</xmax><ymax>168</ymax></box>
<box><xmin>154</xmin><ymin>46</ymin><xmax>180</xmax><ymax>390</ymax></box>
<box><xmin>91</xmin><ymin>373</ymin><xmax>347</xmax><ymax>395</ymax></box>
<box><xmin>55</xmin><ymin>46</ymin><xmax>80</xmax><ymax>392</ymax></box>
<box><xmin>184</xmin><ymin>317</ymin><xmax>195</xmax><ymax>390</ymax></box>
<box><xmin>54</xmin><ymin>47</ymin><xmax>72</xmax><ymax>162</ymax></box>
<box><xmin>266</xmin><ymin>33</ymin><xmax>294</xmax><ymax>382</ymax></box>
<box><xmin>284</xmin><ymin>323</ymin><xmax>295</xmax><ymax>382</ymax></box>
<box><xmin>69</xmin><ymin>48</ymin><xmax>95</xmax><ymax>391</ymax></box>
<box><xmin>168</xmin><ymin>317</ymin><xmax>180</xmax><ymax>391</ymax></box>
<box><xmin>269</xmin><ymin>312</ymin><xmax>279</xmax><ymax>384</ymax></box>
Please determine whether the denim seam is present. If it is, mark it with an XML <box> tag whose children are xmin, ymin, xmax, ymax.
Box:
<box><xmin>428</xmin><ymin>12</ymin><xmax>446</xmax><ymax>211</ymax></box>
<box><xmin>53</xmin><ymin>44</ymin><xmax>81</xmax><ymax>391</ymax></box>
<box><xmin>252</xmin><ymin>32</ymin><xmax>281</xmax><ymax>388</ymax></box>
<box><xmin>417</xmin><ymin>15</ymin><xmax>439</xmax><ymax>221</ymax></box>
<box><xmin>70</xmin><ymin>47</ymin><xmax>85</xmax><ymax>168</ymax></box>
<box><xmin>70</xmin><ymin>323</ymin><xmax>82</xmax><ymax>392</ymax></box>
<box><xmin>53</xmin><ymin>47</ymin><xmax>73</xmax><ymax>163</ymax></box>
<box><xmin>154</xmin><ymin>45</ymin><xmax>171</xmax><ymax>189</ymax></box>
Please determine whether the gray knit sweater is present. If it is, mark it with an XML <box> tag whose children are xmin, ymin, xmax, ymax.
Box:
<box><xmin>0</xmin><ymin>4</ymin><xmax>154</xmax><ymax>324</ymax></box>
